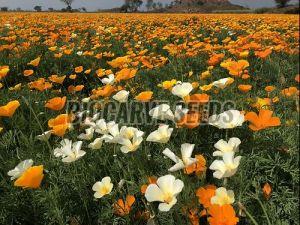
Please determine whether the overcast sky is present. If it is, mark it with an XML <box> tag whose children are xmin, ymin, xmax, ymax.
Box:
<box><xmin>0</xmin><ymin>0</ymin><xmax>298</xmax><ymax>10</ymax></box>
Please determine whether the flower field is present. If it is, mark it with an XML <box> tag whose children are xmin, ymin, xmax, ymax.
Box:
<box><xmin>0</xmin><ymin>13</ymin><xmax>299</xmax><ymax>225</ymax></box>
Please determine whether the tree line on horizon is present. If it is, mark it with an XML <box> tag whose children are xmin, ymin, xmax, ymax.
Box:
<box><xmin>0</xmin><ymin>0</ymin><xmax>294</xmax><ymax>12</ymax></box>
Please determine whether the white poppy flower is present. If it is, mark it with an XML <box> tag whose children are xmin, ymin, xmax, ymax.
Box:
<box><xmin>113</xmin><ymin>90</ymin><xmax>129</xmax><ymax>103</ymax></box>
<box><xmin>211</xmin><ymin>187</ymin><xmax>235</xmax><ymax>206</ymax></box>
<box><xmin>118</xmin><ymin>130</ymin><xmax>144</xmax><ymax>153</ymax></box>
<box><xmin>94</xmin><ymin>119</ymin><xmax>116</xmax><ymax>135</ymax></box>
<box><xmin>82</xmin><ymin>97</ymin><xmax>91</xmax><ymax>103</ymax></box>
<box><xmin>77</xmin><ymin>51</ymin><xmax>83</xmax><ymax>56</ymax></box>
<box><xmin>213</xmin><ymin>137</ymin><xmax>241</xmax><ymax>157</ymax></box>
<box><xmin>92</xmin><ymin>176</ymin><xmax>113</xmax><ymax>198</ymax></box>
<box><xmin>83</xmin><ymin>113</ymin><xmax>101</xmax><ymax>127</ymax></box>
<box><xmin>78</xmin><ymin>127</ymin><xmax>95</xmax><ymax>140</ymax></box>
<box><xmin>146</xmin><ymin>124</ymin><xmax>173</xmax><ymax>144</ymax></box>
<box><xmin>88</xmin><ymin>138</ymin><xmax>103</xmax><ymax>150</ymax></box>
<box><xmin>149</xmin><ymin>104</ymin><xmax>174</xmax><ymax>121</ymax></box>
<box><xmin>101</xmin><ymin>74</ymin><xmax>115</xmax><ymax>85</ymax></box>
<box><xmin>208</xmin><ymin>110</ymin><xmax>244</xmax><ymax>129</ymax></box>
<box><xmin>145</xmin><ymin>174</ymin><xmax>184</xmax><ymax>212</ymax></box>
<box><xmin>209</xmin><ymin>152</ymin><xmax>241</xmax><ymax>179</ymax></box>
<box><xmin>171</xmin><ymin>82</ymin><xmax>193</xmax><ymax>99</ymax></box>
<box><xmin>54</xmin><ymin>139</ymin><xmax>86</xmax><ymax>163</ymax></box>
<box><xmin>118</xmin><ymin>126</ymin><xmax>140</xmax><ymax>139</ymax></box>
<box><xmin>36</xmin><ymin>131</ymin><xmax>52</xmax><ymax>142</ymax></box>
<box><xmin>7</xmin><ymin>159</ymin><xmax>33</xmax><ymax>180</ymax></box>
<box><xmin>212</xmin><ymin>77</ymin><xmax>234</xmax><ymax>89</ymax></box>
<box><xmin>162</xmin><ymin>143</ymin><xmax>197</xmax><ymax>172</ymax></box>
<box><xmin>101</xmin><ymin>123</ymin><xmax>120</xmax><ymax>143</ymax></box>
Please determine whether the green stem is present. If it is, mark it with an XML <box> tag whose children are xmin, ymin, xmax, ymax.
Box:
<box><xmin>256</xmin><ymin>197</ymin><xmax>272</xmax><ymax>225</ymax></box>
<box><xmin>238</xmin><ymin>202</ymin><xmax>259</xmax><ymax>225</ymax></box>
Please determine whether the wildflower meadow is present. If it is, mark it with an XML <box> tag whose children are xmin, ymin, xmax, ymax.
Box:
<box><xmin>0</xmin><ymin>13</ymin><xmax>299</xmax><ymax>225</ymax></box>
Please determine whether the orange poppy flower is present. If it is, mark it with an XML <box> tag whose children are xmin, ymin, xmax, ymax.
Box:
<box><xmin>141</xmin><ymin>176</ymin><xmax>157</xmax><ymax>194</ymax></box>
<box><xmin>0</xmin><ymin>66</ymin><xmax>9</xmax><ymax>79</ymax></box>
<box><xmin>75</xmin><ymin>66</ymin><xmax>83</xmax><ymax>73</ymax></box>
<box><xmin>48</xmin><ymin>114</ymin><xmax>73</xmax><ymax>136</ymax></box>
<box><xmin>28</xmin><ymin>78</ymin><xmax>52</xmax><ymax>91</ymax></box>
<box><xmin>265</xmin><ymin>86</ymin><xmax>276</xmax><ymax>92</ymax></box>
<box><xmin>23</xmin><ymin>69</ymin><xmax>34</xmax><ymax>77</ymax></box>
<box><xmin>64</xmin><ymin>49</ymin><xmax>72</xmax><ymax>55</ymax></box>
<box><xmin>96</xmin><ymin>69</ymin><xmax>106</xmax><ymax>77</ymax></box>
<box><xmin>158</xmin><ymin>79</ymin><xmax>177</xmax><ymax>90</ymax></box>
<box><xmin>113</xmin><ymin>195</ymin><xmax>135</xmax><ymax>216</ymax></box>
<box><xmin>68</xmin><ymin>85</ymin><xmax>84</xmax><ymax>93</ymax></box>
<box><xmin>200</xmin><ymin>83</ymin><xmax>213</xmax><ymax>92</ymax></box>
<box><xmin>192</xmin><ymin>82</ymin><xmax>199</xmax><ymax>89</ymax></box>
<box><xmin>208</xmin><ymin>53</ymin><xmax>225</xmax><ymax>66</ymax></box>
<box><xmin>14</xmin><ymin>165</ymin><xmax>44</xmax><ymax>189</ymax></box>
<box><xmin>184</xmin><ymin>94</ymin><xmax>210</xmax><ymax>104</ymax></box>
<box><xmin>92</xmin><ymin>84</ymin><xmax>116</xmax><ymax>98</ymax></box>
<box><xmin>196</xmin><ymin>185</ymin><xmax>216</xmax><ymax>208</ymax></box>
<box><xmin>84</xmin><ymin>69</ymin><xmax>91</xmax><ymax>74</ymax></box>
<box><xmin>200</xmin><ymin>70</ymin><xmax>211</xmax><ymax>80</ymax></box>
<box><xmin>225</xmin><ymin>60</ymin><xmax>249</xmax><ymax>77</ymax></box>
<box><xmin>281</xmin><ymin>87</ymin><xmax>299</xmax><ymax>97</ymax></box>
<box><xmin>28</xmin><ymin>57</ymin><xmax>41</xmax><ymax>67</ymax></box>
<box><xmin>115</xmin><ymin>68</ymin><xmax>137</xmax><ymax>82</ymax></box>
<box><xmin>241</xmin><ymin>73</ymin><xmax>250</xmax><ymax>79</ymax></box>
<box><xmin>54</xmin><ymin>53</ymin><xmax>62</xmax><ymax>58</ymax></box>
<box><xmin>135</xmin><ymin>91</ymin><xmax>153</xmax><ymax>102</ymax></box>
<box><xmin>255</xmin><ymin>48</ymin><xmax>272</xmax><ymax>59</ymax></box>
<box><xmin>238</xmin><ymin>84</ymin><xmax>252</xmax><ymax>93</ymax></box>
<box><xmin>108</xmin><ymin>56</ymin><xmax>131</xmax><ymax>68</ymax></box>
<box><xmin>208</xmin><ymin>204</ymin><xmax>239</xmax><ymax>225</ymax></box>
<box><xmin>185</xmin><ymin>154</ymin><xmax>206</xmax><ymax>176</ymax></box>
<box><xmin>245</xmin><ymin>109</ymin><xmax>281</xmax><ymax>131</ymax></box>
<box><xmin>0</xmin><ymin>100</ymin><xmax>20</xmax><ymax>117</ymax></box>
<box><xmin>295</xmin><ymin>74</ymin><xmax>300</xmax><ymax>83</ymax></box>
<box><xmin>262</xmin><ymin>183</ymin><xmax>272</xmax><ymax>200</ymax></box>
<box><xmin>49</xmin><ymin>75</ymin><xmax>66</xmax><ymax>84</ymax></box>
<box><xmin>177</xmin><ymin>111</ymin><xmax>201</xmax><ymax>129</ymax></box>
<box><xmin>45</xmin><ymin>96</ymin><xmax>66</xmax><ymax>111</ymax></box>
<box><xmin>69</xmin><ymin>74</ymin><xmax>77</xmax><ymax>80</ymax></box>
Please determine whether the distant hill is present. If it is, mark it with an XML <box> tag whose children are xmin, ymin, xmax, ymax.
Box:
<box><xmin>163</xmin><ymin>0</ymin><xmax>247</xmax><ymax>13</ymax></box>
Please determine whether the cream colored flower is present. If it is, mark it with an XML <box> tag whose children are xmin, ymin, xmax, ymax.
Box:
<box><xmin>54</xmin><ymin>139</ymin><xmax>86</xmax><ymax>163</ymax></box>
<box><xmin>92</xmin><ymin>177</ymin><xmax>113</xmax><ymax>198</ymax></box>
<box><xmin>209</xmin><ymin>110</ymin><xmax>244</xmax><ymax>129</ymax></box>
<box><xmin>146</xmin><ymin>124</ymin><xmax>173</xmax><ymax>144</ymax></box>
<box><xmin>211</xmin><ymin>187</ymin><xmax>235</xmax><ymax>206</ymax></box>
<box><xmin>145</xmin><ymin>174</ymin><xmax>184</xmax><ymax>212</ymax></box>
<box><xmin>171</xmin><ymin>82</ymin><xmax>193</xmax><ymax>99</ymax></box>
<box><xmin>78</xmin><ymin>127</ymin><xmax>95</xmax><ymax>140</ymax></box>
<box><xmin>7</xmin><ymin>159</ymin><xmax>33</xmax><ymax>180</ymax></box>
<box><xmin>36</xmin><ymin>131</ymin><xmax>52</xmax><ymax>142</ymax></box>
<box><xmin>149</xmin><ymin>104</ymin><xmax>174</xmax><ymax>121</ymax></box>
<box><xmin>162</xmin><ymin>143</ymin><xmax>197</xmax><ymax>172</ymax></box>
<box><xmin>113</xmin><ymin>90</ymin><xmax>129</xmax><ymax>103</ymax></box>
<box><xmin>213</xmin><ymin>137</ymin><xmax>241</xmax><ymax>156</ymax></box>
<box><xmin>88</xmin><ymin>138</ymin><xmax>103</xmax><ymax>150</ymax></box>
<box><xmin>212</xmin><ymin>77</ymin><xmax>234</xmax><ymax>89</ymax></box>
<box><xmin>209</xmin><ymin>152</ymin><xmax>241</xmax><ymax>179</ymax></box>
